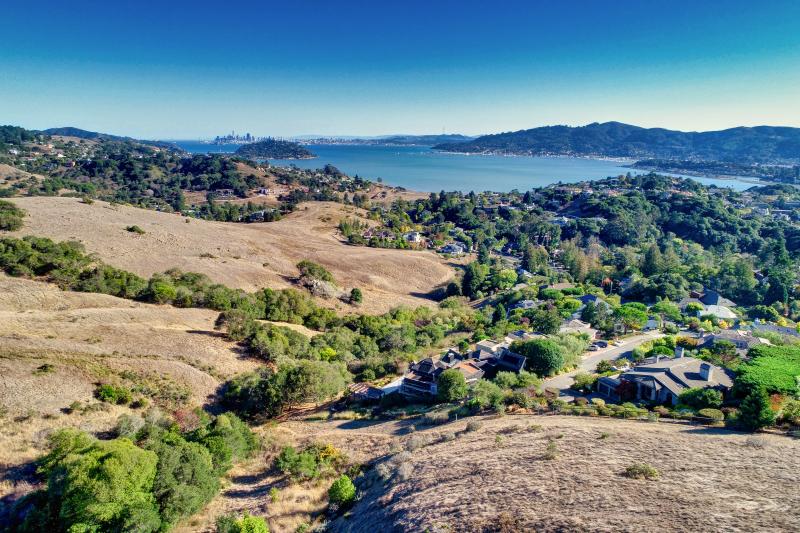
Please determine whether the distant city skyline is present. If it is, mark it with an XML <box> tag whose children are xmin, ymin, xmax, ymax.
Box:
<box><xmin>1</xmin><ymin>0</ymin><xmax>799</xmax><ymax>139</ymax></box>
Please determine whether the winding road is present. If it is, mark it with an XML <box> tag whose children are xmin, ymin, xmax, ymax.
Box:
<box><xmin>543</xmin><ymin>330</ymin><xmax>664</xmax><ymax>398</ymax></box>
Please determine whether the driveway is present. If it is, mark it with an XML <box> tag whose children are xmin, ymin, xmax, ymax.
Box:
<box><xmin>543</xmin><ymin>330</ymin><xmax>664</xmax><ymax>398</ymax></box>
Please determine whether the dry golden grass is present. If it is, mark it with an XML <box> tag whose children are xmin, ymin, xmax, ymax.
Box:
<box><xmin>9</xmin><ymin>197</ymin><xmax>455</xmax><ymax>314</ymax></box>
<box><xmin>0</xmin><ymin>163</ymin><xmax>40</xmax><ymax>186</ymax></box>
<box><xmin>179</xmin><ymin>414</ymin><xmax>800</xmax><ymax>532</ymax></box>
<box><xmin>0</xmin><ymin>274</ymin><xmax>260</xmax><ymax>500</ymax></box>
<box><xmin>179</xmin><ymin>418</ymin><xmax>398</xmax><ymax>532</ymax></box>
<box><xmin>330</xmin><ymin>415</ymin><xmax>800</xmax><ymax>533</ymax></box>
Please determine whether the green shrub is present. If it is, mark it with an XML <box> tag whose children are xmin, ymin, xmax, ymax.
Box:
<box><xmin>95</xmin><ymin>383</ymin><xmax>133</xmax><ymax>405</ymax></box>
<box><xmin>737</xmin><ymin>387</ymin><xmax>776</xmax><ymax>431</ymax></box>
<box><xmin>679</xmin><ymin>387</ymin><xmax>723</xmax><ymax>409</ymax></box>
<box><xmin>0</xmin><ymin>200</ymin><xmax>24</xmax><ymax>231</ymax></box>
<box><xmin>126</xmin><ymin>225</ymin><xmax>146</xmax><ymax>234</ymax></box>
<box><xmin>28</xmin><ymin>431</ymin><xmax>161</xmax><ymax>532</ymax></box>
<box><xmin>437</xmin><ymin>368</ymin><xmax>468</xmax><ymax>402</ymax></box>
<box><xmin>624</xmin><ymin>463</ymin><xmax>659</xmax><ymax>480</ymax></box>
<box><xmin>512</xmin><ymin>339</ymin><xmax>564</xmax><ymax>376</ymax></box>
<box><xmin>193</xmin><ymin>413</ymin><xmax>258</xmax><ymax>475</ymax></box>
<box><xmin>470</xmin><ymin>379</ymin><xmax>505</xmax><ymax>410</ymax></box>
<box><xmin>274</xmin><ymin>443</ymin><xmax>345</xmax><ymax>481</ymax></box>
<box><xmin>543</xmin><ymin>440</ymin><xmax>558</xmax><ymax>460</ymax></box>
<box><xmin>216</xmin><ymin>512</ymin><xmax>269</xmax><ymax>533</ymax></box>
<box><xmin>140</xmin><ymin>426</ymin><xmax>220</xmax><ymax>528</ymax></box>
<box><xmin>571</xmin><ymin>372</ymin><xmax>597</xmax><ymax>393</ymax></box>
<box><xmin>349</xmin><ymin>287</ymin><xmax>363</xmax><ymax>304</ymax></box>
<box><xmin>328</xmin><ymin>474</ymin><xmax>356</xmax><ymax>507</ymax></box>
<box><xmin>697</xmin><ymin>408</ymin><xmax>725</xmax><ymax>422</ymax></box>
<box><xmin>297</xmin><ymin>260</ymin><xmax>334</xmax><ymax>282</ymax></box>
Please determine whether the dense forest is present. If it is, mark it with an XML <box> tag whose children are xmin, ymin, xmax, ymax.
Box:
<box><xmin>434</xmin><ymin>122</ymin><xmax>800</xmax><ymax>163</ymax></box>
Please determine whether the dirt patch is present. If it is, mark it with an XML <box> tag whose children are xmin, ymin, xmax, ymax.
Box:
<box><xmin>9</xmin><ymin>197</ymin><xmax>455</xmax><ymax>314</ymax></box>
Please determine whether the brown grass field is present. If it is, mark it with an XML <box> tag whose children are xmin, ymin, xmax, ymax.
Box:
<box><xmin>0</xmin><ymin>274</ymin><xmax>259</xmax><ymax>501</ymax></box>
<box><xmin>173</xmin><ymin>414</ymin><xmax>800</xmax><ymax>532</ymax></box>
<box><xmin>8</xmin><ymin>197</ymin><xmax>455</xmax><ymax>315</ymax></box>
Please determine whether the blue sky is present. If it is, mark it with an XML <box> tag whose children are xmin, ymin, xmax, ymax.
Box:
<box><xmin>1</xmin><ymin>0</ymin><xmax>799</xmax><ymax>139</ymax></box>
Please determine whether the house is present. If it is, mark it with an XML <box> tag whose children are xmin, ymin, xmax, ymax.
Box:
<box><xmin>749</xmin><ymin>322</ymin><xmax>800</xmax><ymax>339</ymax></box>
<box><xmin>698</xmin><ymin>290</ymin><xmax>737</xmax><ymax>308</ymax></box>
<box><xmin>348</xmin><ymin>382</ymin><xmax>385</xmax><ymax>402</ymax></box>
<box><xmin>597</xmin><ymin>353</ymin><xmax>734</xmax><ymax>405</ymax></box>
<box><xmin>678</xmin><ymin>291</ymin><xmax>737</xmax><ymax>321</ymax></box>
<box><xmin>643</xmin><ymin>316</ymin><xmax>662</xmax><ymax>331</ymax></box>
<box><xmin>571</xmin><ymin>294</ymin><xmax>612</xmax><ymax>319</ymax></box>
<box><xmin>494</xmin><ymin>350</ymin><xmax>527</xmax><ymax>373</ymax></box>
<box><xmin>452</xmin><ymin>360</ymin><xmax>485</xmax><ymax>384</ymax></box>
<box><xmin>559</xmin><ymin>319</ymin><xmax>597</xmax><ymax>338</ymax></box>
<box><xmin>701</xmin><ymin>330</ymin><xmax>770</xmax><ymax>353</ymax></box>
<box><xmin>440</xmin><ymin>242</ymin><xmax>467</xmax><ymax>256</ymax></box>
<box><xmin>399</xmin><ymin>358</ymin><xmax>450</xmax><ymax>399</ymax></box>
<box><xmin>510</xmin><ymin>299</ymin><xmax>537</xmax><ymax>311</ymax></box>
<box><xmin>399</xmin><ymin>336</ymin><xmax>528</xmax><ymax>399</ymax></box>
<box><xmin>504</xmin><ymin>330</ymin><xmax>542</xmax><ymax>343</ymax></box>
<box><xmin>702</xmin><ymin>305</ymin><xmax>738</xmax><ymax>320</ymax></box>
<box><xmin>403</xmin><ymin>231</ymin><xmax>423</xmax><ymax>244</ymax></box>
<box><xmin>516</xmin><ymin>268</ymin><xmax>534</xmax><ymax>280</ymax></box>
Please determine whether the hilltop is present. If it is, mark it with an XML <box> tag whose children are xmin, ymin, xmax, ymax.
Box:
<box><xmin>434</xmin><ymin>121</ymin><xmax>800</xmax><ymax>164</ymax></box>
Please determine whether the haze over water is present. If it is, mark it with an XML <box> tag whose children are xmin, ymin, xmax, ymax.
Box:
<box><xmin>174</xmin><ymin>142</ymin><xmax>756</xmax><ymax>192</ymax></box>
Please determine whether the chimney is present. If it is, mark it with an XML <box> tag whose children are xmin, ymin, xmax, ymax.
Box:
<box><xmin>699</xmin><ymin>362</ymin><xmax>713</xmax><ymax>382</ymax></box>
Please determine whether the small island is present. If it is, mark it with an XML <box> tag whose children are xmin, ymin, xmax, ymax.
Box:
<box><xmin>235</xmin><ymin>138</ymin><xmax>316</xmax><ymax>159</ymax></box>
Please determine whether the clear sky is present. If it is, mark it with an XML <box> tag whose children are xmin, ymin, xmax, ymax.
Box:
<box><xmin>1</xmin><ymin>0</ymin><xmax>799</xmax><ymax>139</ymax></box>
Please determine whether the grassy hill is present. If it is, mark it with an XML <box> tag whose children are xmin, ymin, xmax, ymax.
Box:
<box><xmin>7</xmin><ymin>197</ymin><xmax>454</xmax><ymax>314</ymax></box>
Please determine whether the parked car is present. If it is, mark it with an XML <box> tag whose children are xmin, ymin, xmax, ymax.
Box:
<box><xmin>588</xmin><ymin>345</ymin><xmax>599</xmax><ymax>351</ymax></box>
<box><xmin>594</xmin><ymin>340</ymin><xmax>608</xmax><ymax>348</ymax></box>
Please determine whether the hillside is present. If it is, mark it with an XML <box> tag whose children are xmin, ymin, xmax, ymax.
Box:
<box><xmin>0</xmin><ymin>274</ymin><xmax>260</xmax><ymax>496</ymax></box>
<box><xmin>7</xmin><ymin>197</ymin><xmax>454</xmax><ymax>314</ymax></box>
<box><xmin>329</xmin><ymin>415</ymin><xmax>800</xmax><ymax>533</ymax></box>
<box><xmin>434</xmin><ymin>121</ymin><xmax>800</xmax><ymax>163</ymax></box>
<box><xmin>172</xmin><ymin>414</ymin><xmax>800</xmax><ymax>532</ymax></box>
<box><xmin>236</xmin><ymin>138</ymin><xmax>315</xmax><ymax>159</ymax></box>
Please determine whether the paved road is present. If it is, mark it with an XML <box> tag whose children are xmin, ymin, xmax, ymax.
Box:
<box><xmin>543</xmin><ymin>330</ymin><xmax>664</xmax><ymax>398</ymax></box>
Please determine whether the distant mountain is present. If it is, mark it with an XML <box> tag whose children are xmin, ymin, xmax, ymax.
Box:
<box><xmin>235</xmin><ymin>138</ymin><xmax>315</xmax><ymax>159</ymax></box>
<box><xmin>376</xmin><ymin>134</ymin><xmax>474</xmax><ymax>146</ymax></box>
<box><xmin>42</xmin><ymin>126</ymin><xmax>129</xmax><ymax>141</ymax></box>
<box><xmin>42</xmin><ymin>127</ymin><xmax>180</xmax><ymax>151</ymax></box>
<box><xmin>434</xmin><ymin>122</ymin><xmax>800</xmax><ymax>163</ymax></box>
<box><xmin>295</xmin><ymin>133</ymin><xmax>475</xmax><ymax>147</ymax></box>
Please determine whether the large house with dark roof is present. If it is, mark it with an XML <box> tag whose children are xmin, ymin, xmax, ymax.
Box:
<box><xmin>597</xmin><ymin>351</ymin><xmax>734</xmax><ymax>406</ymax></box>
<box><xmin>399</xmin><ymin>334</ymin><xmax>530</xmax><ymax>399</ymax></box>
<box><xmin>399</xmin><ymin>358</ymin><xmax>451</xmax><ymax>399</ymax></box>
